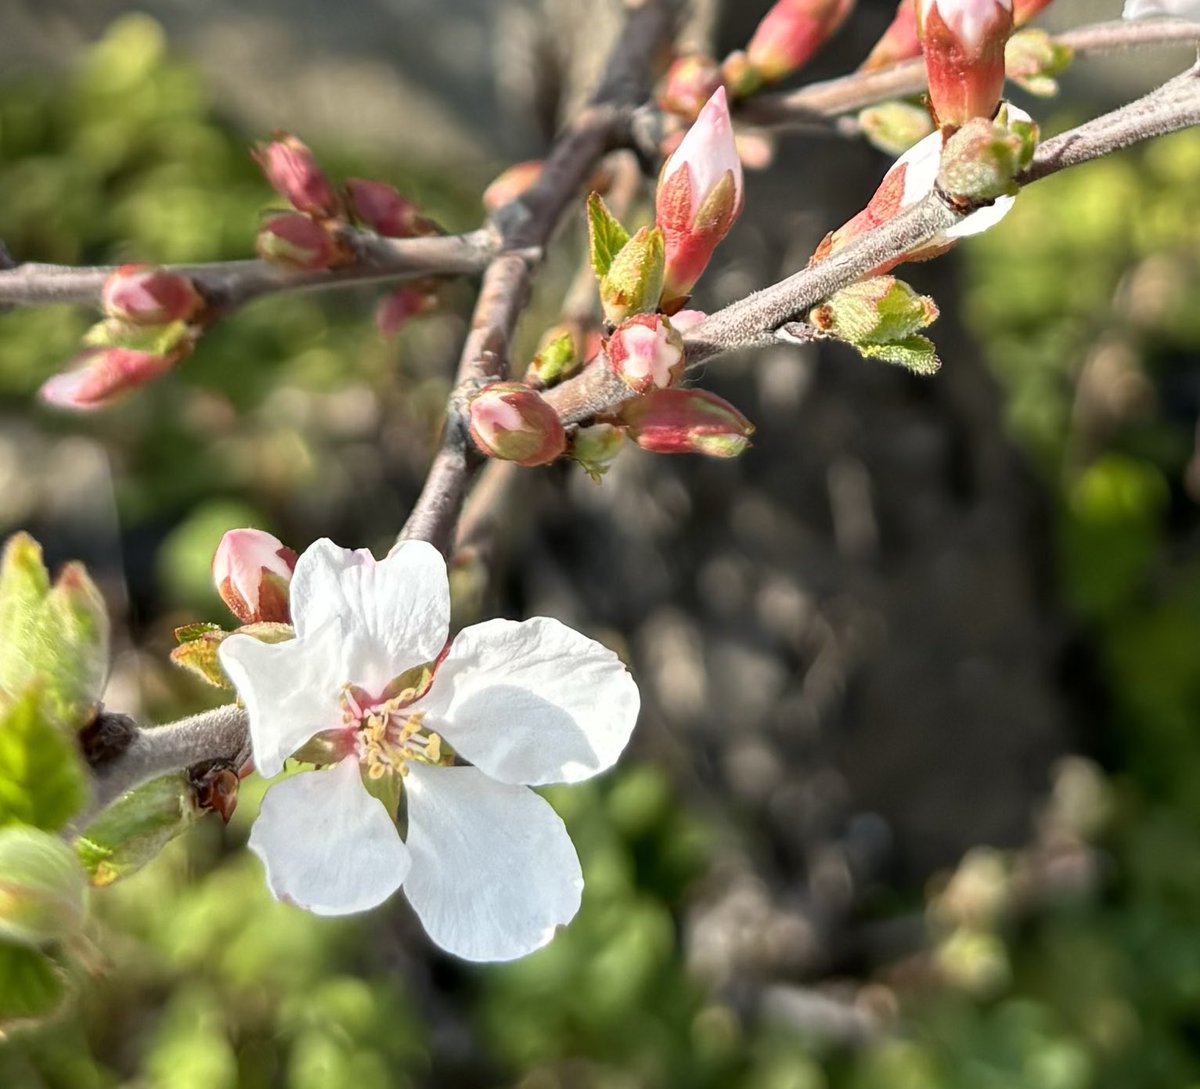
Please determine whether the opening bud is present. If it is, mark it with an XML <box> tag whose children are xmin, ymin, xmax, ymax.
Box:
<box><xmin>655</xmin><ymin>87</ymin><xmax>744</xmax><ymax>312</ymax></box>
<box><xmin>918</xmin><ymin>0</ymin><xmax>1014</xmax><ymax>129</ymax></box>
<box><xmin>212</xmin><ymin>528</ymin><xmax>298</xmax><ymax>625</ymax></box>
<box><xmin>346</xmin><ymin>178</ymin><xmax>437</xmax><ymax>238</ymax></box>
<box><xmin>0</xmin><ymin>827</ymin><xmax>87</xmax><ymax>947</ymax></box>
<box><xmin>525</xmin><ymin>323</ymin><xmax>583</xmax><ymax>388</ymax></box>
<box><xmin>40</xmin><ymin>347</ymin><xmax>183</xmax><ymax>410</ymax></box>
<box><xmin>467</xmin><ymin>383</ymin><xmax>567</xmax><ymax>467</ymax></box>
<box><xmin>658</xmin><ymin>54</ymin><xmax>724</xmax><ymax>121</ymax></box>
<box><xmin>253</xmin><ymin>134</ymin><xmax>340</xmax><ymax>219</ymax></box>
<box><xmin>621</xmin><ymin>387</ymin><xmax>755</xmax><ymax>458</ymax></box>
<box><xmin>101</xmin><ymin>265</ymin><xmax>203</xmax><ymax>325</ymax></box>
<box><xmin>256</xmin><ymin>213</ymin><xmax>341</xmax><ymax>270</ymax></box>
<box><xmin>607</xmin><ymin>314</ymin><xmax>686</xmax><ymax>393</ymax></box>
<box><xmin>746</xmin><ymin>0</ymin><xmax>856</xmax><ymax>85</ymax></box>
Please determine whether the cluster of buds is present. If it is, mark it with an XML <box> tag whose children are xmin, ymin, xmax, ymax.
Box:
<box><xmin>212</xmin><ymin>528</ymin><xmax>298</xmax><ymax>625</ymax></box>
<box><xmin>918</xmin><ymin>0</ymin><xmax>1014</xmax><ymax>129</ymax></box>
<box><xmin>40</xmin><ymin>264</ymin><xmax>205</xmax><ymax>410</ymax></box>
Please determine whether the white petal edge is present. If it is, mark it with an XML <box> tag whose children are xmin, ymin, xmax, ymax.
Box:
<box><xmin>415</xmin><ymin>617</ymin><xmax>640</xmax><ymax>786</ymax></box>
<box><xmin>248</xmin><ymin>756</ymin><xmax>410</xmax><ymax>915</ymax></box>
<box><xmin>289</xmin><ymin>538</ymin><xmax>450</xmax><ymax>692</ymax></box>
<box><xmin>402</xmin><ymin>764</ymin><xmax>583</xmax><ymax>962</ymax></box>
<box><xmin>1124</xmin><ymin>0</ymin><xmax>1200</xmax><ymax>17</ymax></box>
<box><xmin>219</xmin><ymin>618</ymin><xmax>349</xmax><ymax>778</ymax></box>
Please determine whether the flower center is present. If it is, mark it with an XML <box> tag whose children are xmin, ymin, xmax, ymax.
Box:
<box><xmin>340</xmin><ymin>685</ymin><xmax>449</xmax><ymax>780</ymax></box>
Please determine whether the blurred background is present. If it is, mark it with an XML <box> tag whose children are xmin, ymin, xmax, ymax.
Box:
<box><xmin>3</xmin><ymin>0</ymin><xmax>1200</xmax><ymax>1086</ymax></box>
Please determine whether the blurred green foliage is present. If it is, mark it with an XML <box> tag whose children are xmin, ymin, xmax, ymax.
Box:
<box><xmin>4</xmin><ymin>15</ymin><xmax>1200</xmax><ymax>1089</ymax></box>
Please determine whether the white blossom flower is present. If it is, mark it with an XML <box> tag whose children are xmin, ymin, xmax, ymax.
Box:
<box><xmin>218</xmin><ymin>538</ymin><xmax>640</xmax><ymax>962</ymax></box>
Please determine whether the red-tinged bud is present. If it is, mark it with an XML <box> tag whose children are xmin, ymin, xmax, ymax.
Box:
<box><xmin>375</xmin><ymin>285</ymin><xmax>438</xmax><ymax>338</ymax></box>
<box><xmin>919</xmin><ymin>0</ymin><xmax>1013</xmax><ymax>129</ymax></box>
<box><xmin>253</xmin><ymin>133</ymin><xmax>340</xmax><ymax>218</ymax></box>
<box><xmin>622</xmin><ymin>387</ymin><xmax>755</xmax><ymax>458</ymax></box>
<box><xmin>468</xmin><ymin>383</ymin><xmax>566</xmax><ymax>467</ymax></box>
<box><xmin>256</xmin><ymin>213</ymin><xmax>340</xmax><ymax>270</ymax></box>
<box><xmin>345</xmin><ymin>178</ymin><xmax>436</xmax><ymax>238</ymax></box>
<box><xmin>859</xmin><ymin>0</ymin><xmax>921</xmax><ymax>71</ymax></box>
<box><xmin>658</xmin><ymin>54</ymin><xmax>724</xmax><ymax>120</ymax></box>
<box><xmin>212</xmin><ymin>528</ymin><xmax>298</xmax><ymax>625</ymax></box>
<box><xmin>1013</xmin><ymin>0</ymin><xmax>1054</xmax><ymax>24</ymax></box>
<box><xmin>607</xmin><ymin>314</ymin><xmax>686</xmax><ymax>393</ymax></box>
<box><xmin>101</xmin><ymin>264</ymin><xmax>204</xmax><ymax>325</ymax></box>
<box><xmin>655</xmin><ymin>87</ymin><xmax>744</xmax><ymax>311</ymax></box>
<box><xmin>39</xmin><ymin>346</ymin><xmax>183</xmax><ymax>410</ymax></box>
<box><xmin>746</xmin><ymin>0</ymin><xmax>856</xmax><ymax>85</ymax></box>
<box><xmin>482</xmin><ymin>161</ymin><xmax>543</xmax><ymax>212</ymax></box>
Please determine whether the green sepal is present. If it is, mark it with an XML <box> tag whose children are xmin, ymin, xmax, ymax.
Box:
<box><xmin>586</xmin><ymin>192</ymin><xmax>630</xmax><ymax>280</ymax></box>
<box><xmin>0</xmin><ymin>941</ymin><xmax>71</xmax><ymax>1031</ymax></box>
<box><xmin>0</xmin><ymin>689</ymin><xmax>88</xmax><ymax>833</ymax></box>
<box><xmin>361</xmin><ymin>770</ymin><xmax>402</xmax><ymax>822</ymax></box>
<box><xmin>74</xmin><ymin>772</ymin><xmax>202</xmax><ymax>887</ymax></box>
<box><xmin>82</xmin><ymin>317</ymin><xmax>191</xmax><ymax>356</ymax></box>
<box><xmin>0</xmin><ymin>533</ymin><xmax>109</xmax><ymax>731</ymax></box>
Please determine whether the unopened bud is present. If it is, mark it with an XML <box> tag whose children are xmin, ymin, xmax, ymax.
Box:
<box><xmin>345</xmin><ymin>178</ymin><xmax>437</xmax><ymax>238</ymax></box>
<box><xmin>253</xmin><ymin>133</ymin><xmax>340</xmax><ymax>218</ymax></box>
<box><xmin>483</xmin><ymin>161</ymin><xmax>543</xmax><ymax>213</ymax></box>
<box><xmin>746</xmin><ymin>0</ymin><xmax>856</xmax><ymax>85</ymax></box>
<box><xmin>658</xmin><ymin>54</ymin><xmax>723</xmax><ymax>120</ymax></box>
<box><xmin>919</xmin><ymin>0</ymin><xmax>1014</xmax><ymax>129</ymax></box>
<box><xmin>859</xmin><ymin>0</ymin><xmax>921</xmax><ymax>71</ymax></box>
<box><xmin>101</xmin><ymin>264</ymin><xmax>203</xmax><ymax>325</ymax></box>
<box><xmin>621</xmin><ymin>387</ymin><xmax>755</xmax><ymax>457</ymax></box>
<box><xmin>40</xmin><ymin>347</ymin><xmax>182</xmax><ymax>410</ymax></box>
<box><xmin>607</xmin><ymin>314</ymin><xmax>686</xmax><ymax>393</ymax></box>
<box><xmin>0</xmin><ymin>827</ymin><xmax>87</xmax><ymax>947</ymax></box>
<box><xmin>375</xmin><ymin>285</ymin><xmax>438</xmax><ymax>337</ymax></box>
<box><xmin>1005</xmin><ymin>29</ymin><xmax>1073</xmax><ymax>97</ymax></box>
<box><xmin>656</xmin><ymin>87</ymin><xmax>745</xmax><ymax>311</ymax></box>
<box><xmin>571</xmin><ymin>422</ymin><xmax>626</xmax><ymax>481</ymax></box>
<box><xmin>468</xmin><ymin>383</ymin><xmax>566</xmax><ymax>467</ymax></box>
<box><xmin>526</xmin><ymin>323</ymin><xmax>583</xmax><ymax>387</ymax></box>
<box><xmin>937</xmin><ymin>111</ymin><xmax>1036</xmax><ymax>202</ymax></box>
<box><xmin>600</xmin><ymin>226</ymin><xmax>666</xmax><ymax>326</ymax></box>
<box><xmin>212</xmin><ymin>528</ymin><xmax>297</xmax><ymax>625</ymax></box>
<box><xmin>256</xmin><ymin>213</ymin><xmax>340</xmax><ymax>270</ymax></box>
<box><xmin>858</xmin><ymin>100</ymin><xmax>935</xmax><ymax>157</ymax></box>
<box><xmin>809</xmin><ymin>276</ymin><xmax>939</xmax><ymax>343</ymax></box>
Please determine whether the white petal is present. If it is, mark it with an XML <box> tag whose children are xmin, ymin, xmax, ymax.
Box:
<box><xmin>248</xmin><ymin>756</ymin><xmax>410</xmax><ymax>915</ymax></box>
<box><xmin>219</xmin><ymin>618</ymin><xmax>348</xmax><ymax>778</ymax></box>
<box><xmin>1124</xmin><ymin>0</ymin><xmax>1200</xmax><ymax>17</ymax></box>
<box><xmin>894</xmin><ymin>130</ymin><xmax>943</xmax><ymax>208</ymax></box>
<box><xmin>289</xmin><ymin>538</ymin><xmax>450</xmax><ymax>692</ymax></box>
<box><xmin>944</xmin><ymin>192</ymin><xmax>1015</xmax><ymax>239</ymax></box>
<box><xmin>415</xmin><ymin>617</ymin><xmax>640</xmax><ymax>786</ymax></box>
<box><xmin>402</xmin><ymin>764</ymin><xmax>583</xmax><ymax>961</ymax></box>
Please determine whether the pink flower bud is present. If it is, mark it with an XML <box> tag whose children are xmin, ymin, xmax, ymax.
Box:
<box><xmin>345</xmin><ymin>178</ymin><xmax>435</xmax><ymax>238</ymax></box>
<box><xmin>621</xmin><ymin>388</ymin><xmax>755</xmax><ymax>458</ymax></box>
<box><xmin>253</xmin><ymin>134</ymin><xmax>340</xmax><ymax>219</ymax></box>
<box><xmin>607</xmin><ymin>314</ymin><xmax>686</xmax><ymax>393</ymax></box>
<box><xmin>482</xmin><ymin>161</ymin><xmax>544</xmax><ymax>213</ymax></box>
<box><xmin>746</xmin><ymin>0</ymin><xmax>856</xmax><ymax>84</ymax></box>
<box><xmin>256</xmin><ymin>213</ymin><xmax>340</xmax><ymax>270</ymax></box>
<box><xmin>919</xmin><ymin>0</ymin><xmax>1014</xmax><ymax>128</ymax></box>
<box><xmin>39</xmin><ymin>347</ymin><xmax>182</xmax><ymax>410</ymax></box>
<box><xmin>1013</xmin><ymin>0</ymin><xmax>1054</xmax><ymax>24</ymax></box>
<box><xmin>859</xmin><ymin>0</ymin><xmax>921</xmax><ymax>71</ymax></box>
<box><xmin>665</xmin><ymin>308</ymin><xmax>708</xmax><ymax>334</ymax></box>
<box><xmin>212</xmin><ymin>528</ymin><xmax>298</xmax><ymax>625</ymax></box>
<box><xmin>658</xmin><ymin>54</ymin><xmax>724</xmax><ymax>121</ymax></box>
<box><xmin>375</xmin><ymin>285</ymin><xmax>438</xmax><ymax>337</ymax></box>
<box><xmin>655</xmin><ymin>87</ymin><xmax>744</xmax><ymax>311</ymax></box>
<box><xmin>468</xmin><ymin>383</ymin><xmax>566</xmax><ymax>467</ymax></box>
<box><xmin>101</xmin><ymin>265</ymin><xmax>204</xmax><ymax>325</ymax></box>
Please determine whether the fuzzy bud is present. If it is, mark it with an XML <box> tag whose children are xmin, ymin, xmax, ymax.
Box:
<box><xmin>746</xmin><ymin>0</ymin><xmax>857</xmax><ymax>85</ymax></box>
<box><xmin>212</xmin><ymin>528</ymin><xmax>298</xmax><ymax>625</ymax></box>
<box><xmin>937</xmin><ymin>111</ymin><xmax>1037</xmax><ymax>201</ymax></box>
<box><xmin>345</xmin><ymin>178</ymin><xmax>435</xmax><ymax>238</ymax></box>
<box><xmin>859</xmin><ymin>0</ymin><xmax>921</xmax><ymax>71</ymax></box>
<box><xmin>253</xmin><ymin>133</ymin><xmax>340</xmax><ymax>218</ymax></box>
<box><xmin>621</xmin><ymin>388</ymin><xmax>755</xmax><ymax>457</ymax></box>
<box><xmin>600</xmin><ymin>226</ymin><xmax>666</xmax><ymax>326</ymax></box>
<box><xmin>256</xmin><ymin>213</ymin><xmax>340</xmax><ymax>270</ymax></box>
<box><xmin>468</xmin><ymin>383</ymin><xmax>567</xmax><ymax>467</ymax></box>
<box><xmin>659</xmin><ymin>54</ymin><xmax>724</xmax><ymax>120</ymax></box>
<box><xmin>919</xmin><ymin>0</ymin><xmax>1014</xmax><ymax>129</ymax></box>
<box><xmin>809</xmin><ymin>276</ymin><xmax>939</xmax><ymax>343</ymax></box>
<box><xmin>607</xmin><ymin>314</ymin><xmax>686</xmax><ymax>393</ymax></box>
<box><xmin>0</xmin><ymin>827</ymin><xmax>87</xmax><ymax>947</ymax></box>
<box><xmin>101</xmin><ymin>265</ymin><xmax>203</xmax><ymax>325</ymax></box>
<box><xmin>655</xmin><ymin>87</ymin><xmax>744</xmax><ymax>311</ymax></box>
<box><xmin>39</xmin><ymin>347</ymin><xmax>182</xmax><ymax>410</ymax></box>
